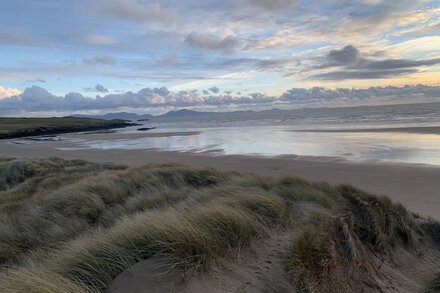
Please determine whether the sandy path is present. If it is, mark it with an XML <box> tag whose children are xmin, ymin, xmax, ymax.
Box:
<box><xmin>0</xmin><ymin>139</ymin><xmax>439</xmax><ymax>220</ymax></box>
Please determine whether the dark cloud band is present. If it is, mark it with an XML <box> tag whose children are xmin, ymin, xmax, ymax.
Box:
<box><xmin>1</xmin><ymin>84</ymin><xmax>438</xmax><ymax>115</ymax></box>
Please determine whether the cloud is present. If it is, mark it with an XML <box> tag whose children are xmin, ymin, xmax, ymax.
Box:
<box><xmin>83</xmin><ymin>84</ymin><xmax>109</xmax><ymax>93</ymax></box>
<box><xmin>25</xmin><ymin>79</ymin><xmax>46</xmax><ymax>84</ymax></box>
<box><xmin>1</xmin><ymin>84</ymin><xmax>439</xmax><ymax>115</ymax></box>
<box><xmin>155</xmin><ymin>52</ymin><xmax>177</xmax><ymax>66</ymax></box>
<box><xmin>99</xmin><ymin>0</ymin><xmax>176</xmax><ymax>27</ymax></box>
<box><xmin>209</xmin><ymin>87</ymin><xmax>220</xmax><ymax>94</ymax></box>
<box><xmin>0</xmin><ymin>86</ymin><xmax>21</xmax><ymax>99</ymax></box>
<box><xmin>0</xmin><ymin>27</ymin><xmax>38</xmax><ymax>46</ymax></box>
<box><xmin>326</xmin><ymin>45</ymin><xmax>361</xmax><ymax>66</ymax></box>
<box><xmin>310</xmin><ymin>69</ymin><xmax>419</xmax><ymax>80</ymax></box>
<box><xmin>83</xmin><ymin>55</ymin><xmax>116</xmax><ymax>65</ymax></box>
<box><xmin>302</xmin><ymin>45</ymin><xmax>440</xmax><ymax>80</ymax></box>
<box><xmin>361</xmin><ymin>58</ymin><xmax>440</xmax><ymax>70</ymax></box>
<box><xmin>280</xmin><ymin>85</ymin><xmax>440</xmax><ymax>106</ymax></box>
<box><xmin>82</xmin><ymin>34</ymin><xmax>119</xmax><ymax>45</ymax></box>
<box><xmin>185</xmin><ymin>32</ymin><xmax>239</xmax><ymax>53</ymax></box>
<box><xmin>217</xmin><ymin>57</ymin><xmax>296</xmax><ymax>72</ymax></box>
<box><xmin>94</xmin><ymin>84</ymin><xmax>109</xmax><ymax>93</ymax></box>
<box><xmin>243</xmin><ymin>0</ymin><xmax>297</xmax><ymax>11</ymax></box>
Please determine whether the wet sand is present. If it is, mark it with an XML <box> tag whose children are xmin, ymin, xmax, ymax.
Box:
<box><xmin>291</xmin><ymin>125</ymin><xmax>440</xmax><ymax>134</ymax></box>
<box><xmin>70</xmin><ymin>131</ymin><xmax>201</xmax><ymax>140</ymax></box>
<box><xmin>0</xmin><ymin>136</ymin><xmax>439</xmax><ymax>220</ymax></box>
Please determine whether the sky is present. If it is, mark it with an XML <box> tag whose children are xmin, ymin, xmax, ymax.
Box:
<box><xmin>0</xmin><ymin>0</ymin><xmax>439</xmax><ymax>116</ymax></box>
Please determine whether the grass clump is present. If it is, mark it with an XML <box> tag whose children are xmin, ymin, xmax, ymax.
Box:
<box><xmin>286</xmin><ymin>215</ymin><xmax>388</xmax><ymax>292</ymax></box>
<box><xmin>286</xmin><ymin>185</ymin><xmax>423</xmax><ymax>292</ymax></box>
<box><xmin>423</xmin><ymin>273</ymin><xmax>440</xmax><ymax>293</ymax></box>
<box><xmin>420</xmin><ymin>218</ymin><xmax>440</xmax><ymax>244</ymax></box>
<box><xmin>338</xmin><ymin>185</ymin><xmax>420</xmax><ymax>254</ymax></box>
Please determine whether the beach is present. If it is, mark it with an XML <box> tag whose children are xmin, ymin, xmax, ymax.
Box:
<box><xmin>1</xmin><ymin>129</ymin><xmax>439</xmax><ymax>220</ymax></box>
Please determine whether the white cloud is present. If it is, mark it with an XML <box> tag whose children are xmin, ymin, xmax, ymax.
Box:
<box><xmin>386</xmin><ymin>37</ymin><xmax>440</xmax><ymax>59</ymax></box>
<box><xmin>0</xmin><ymin>86</ymin><xmax>21</xmax><ymax>99</ymax></box>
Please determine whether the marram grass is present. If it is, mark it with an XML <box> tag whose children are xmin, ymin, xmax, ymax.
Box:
<box><xmin>0</xmin><ymin>157</ymin><xmax>438</xmax><ymax>293</ymax></box>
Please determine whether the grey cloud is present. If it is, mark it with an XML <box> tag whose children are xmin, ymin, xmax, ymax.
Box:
<box><xmin>311</xmin><ymin>69</ymin><xmax>419</xmax><ymax>80</ymax></box>
<box><xmin>219</xmin><ymin>57</ymin><xmax>295</xmax><ymax>71</ymax></box>
<box><xmin>246</xmin><ymin>0</ymin><xmax>297</xmax><ymax>11</ymax></box>
<box><xmin>306</xmin><ymin>45</ymin><xmax>440</xmax><ymax>80</ymax></box>
<box><xmin>83</xmin><ymin>84</ymin><xmax>109</xmax><ymax>93</ymax></box>
<box><xmin>280</xmin><ymin>85</ymin><xmax>440</xmax><ymax>104</ymax></box>
<box><xmin>83</xmin><ymin>55</ymin><xmax>116</xmax><ymax>65</ymax></box>
<box><xmin>95</xmin><ymin>84</ymin><xmax>109</xmax><ymax>93</ymax></box>
<box><xmin>0</xmin><ymin>85</ymin><xmax>273</xmax><ymax>114</ymax></box>
<box><xmin>327</xmin><ymin>45</ymin><xmax>361</xmax><ymax>65</ymax></box>
<box><xmin>209</xmin><ymin>87</ymin><xmax>220</xmax><ymax>94</ymax></box>
<box><xmin>1</xmin><ymin>85</ymin><xmax>439</xmax><ymax>115</ymax></box>
<box><xmin>24</xmin><ymin>79</ymin><xmax>46</xmax><ymax>84</ymax></box>
<box><xmin>185</xmin><ymin>32</ymin><xmax>239</xmax><ymax>53</ymax></box>
<box><xmin>361</xmin><ymin>58</ymin><xmax>440</xmax><ymax>70</ymax></box>
<box><xmin>0</xmin><ymin>27</ymin><xmax>38</xmax><ymax>46</ymax></box>
<box><xmin>155</xmin><ymin>53</ymin><xmax>177</xmax><ymax>66</ymax></box>
<box><xmin>100</xmin><ymin>0</ymin><xmax>176</xmax><ymax>27</ymax></box>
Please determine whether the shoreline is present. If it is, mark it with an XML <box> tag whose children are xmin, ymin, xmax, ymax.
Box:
<box><xmin>290</xmin><ymin>125</ymin><xmax>440</xmax><ymax>135</ymax></box>
<box><xmin>0</xmin><ymin>138</ymin><xmax>439</xmax><ymax>220</ymax></box>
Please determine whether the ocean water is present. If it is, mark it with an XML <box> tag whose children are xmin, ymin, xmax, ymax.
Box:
<box><xmin>72</xmin><ymin>103</ymin><xmax>440</xmax><ymax>166</ymax></box>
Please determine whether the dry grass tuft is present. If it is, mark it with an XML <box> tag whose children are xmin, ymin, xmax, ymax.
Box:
<box><xmin>423</xmin><ymin>273</ymin><xmax>440</xmax><ymax>293</ymax></box>
<box><xmin>286</xmin><ymin>185</ymin><xmax>423</xmax><ymax>292</ymax></box>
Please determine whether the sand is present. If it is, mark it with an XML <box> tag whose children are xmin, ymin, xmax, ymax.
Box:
<box><xmin>70</xmin><ymin>131</ymin><xmax>201</xmax><ymax>140</ymax></box>
<box><xmin>0</xmin><ymin>134</ymin><xmax>439</xmax><ymax>220</ymax></box>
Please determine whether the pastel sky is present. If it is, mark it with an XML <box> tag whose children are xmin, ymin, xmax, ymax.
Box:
<box><xmin>0</xmin><ymin>0</ymin><xmax>439</xmax><ymax>115</ymax></box>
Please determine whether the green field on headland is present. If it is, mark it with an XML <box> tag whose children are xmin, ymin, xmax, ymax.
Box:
<box><xmin>0</xmin><ymin>117</ymin><xmax>135</xmax><ymax>139</ymax></box>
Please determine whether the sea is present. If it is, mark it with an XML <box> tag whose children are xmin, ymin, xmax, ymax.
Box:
<box><xmin>70</xmin><ymin>102</ymin><xmax>440</xmax><ymax>166</ymax></box>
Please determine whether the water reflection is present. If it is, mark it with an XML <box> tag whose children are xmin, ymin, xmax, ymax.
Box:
<box><xmin>72</xmin><ymin>123</ymin><xmax>440</xmax><ymax>166</ymax></box>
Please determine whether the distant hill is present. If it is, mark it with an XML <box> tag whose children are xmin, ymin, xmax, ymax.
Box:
<box><xmin>71</xmin><ymin>102</ymin><xmax>440</xmax><ymax>123</ymax></box>
<box><xmin>154</xmin><ymin>109</ymin><xmax>287</xmax><ymax>121</ymax></box>
<box><xmin>74</xmin><ymin>112</ymin><xmax>153</xmax><ymax>121</ymax></box>
<box><xmin>156</xmin><ymin>109</ymin><xmax>209</xmax><ymax>119</ymax></box>
<box><xmin>74</xmin><ymin>109</ymin><xmax>287</xmax><ymax>122</ymax></box>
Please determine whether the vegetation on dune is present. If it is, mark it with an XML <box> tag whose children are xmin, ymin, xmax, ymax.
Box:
<box><xmin>0</xmin><ymin>158</ymin><xmax>293</xmax><ymax>292</ymax></box>
<box><xmin>0</xmin><ymin>117</ymin><xmax>135</xmax><ymax>139</ymax></box>
<box><xmin>285</xmin><ymin>185</ymin><xmax>424</xmax><ymax>292</ymax></box>
<box><xmin>424</xmin><ymin>273</ymin><xmax>440</xmax><ymax>293</ymax></box>
<box><xmin>0</xmin><ymin>157</ymin><xmax>438</xmax><ymax>292</ymax></box>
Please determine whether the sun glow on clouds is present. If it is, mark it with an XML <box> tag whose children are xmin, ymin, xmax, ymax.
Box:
<box><xmin>0</xmin><ymin>86</ymin><xmax>21</xmax><ymax>99</ymax></box>
<box><xmin>0</xmin><ymin>0</ymin><xmax>439</xmax><ymax>114</ymax></box>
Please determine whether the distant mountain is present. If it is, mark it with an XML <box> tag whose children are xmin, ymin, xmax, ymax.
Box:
<box><xmin>156</xmin><ymin>109</ymin><xmax>208</xmax><ymax>119</ymax></box>
<box><xmin>154</xmin><ymin>109</ymin><xmax>284</xmax><ymax>120</ymax></box>
<box><xmin>74</xmin><ymin>112</ymin><xmax>153</xmax><ymax>121</ymax></box>
<box><xmin>73</xmin><ymin>109</ymin><xmax>287</xmax><ymax>122</ymax></box>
